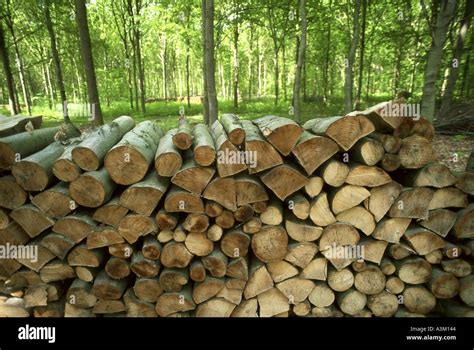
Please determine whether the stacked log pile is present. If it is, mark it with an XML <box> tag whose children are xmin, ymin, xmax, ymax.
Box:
<box><xmin>0</xmin><ymin>104</ymin><xmax>473</xmax><ymax>318</ymax></box>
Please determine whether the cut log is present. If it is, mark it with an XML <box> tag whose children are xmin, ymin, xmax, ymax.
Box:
<box><xmin>15</xmin><ymin>238</ymin><xmax>55</xmax><ymax>272</ymax></box>
<box><xmin>205</xmin><ymin>201</ymin><xmax>223</xmax><ymax>218</ymax></box>
<box><xmin>317</xmin><ymin>159</ymin><xmax>349</xmax><ymax>187</ymax></box>
<box><xmin>319</xmin><ymin>223</ymin><xmax>360</xmax><ymax>251</ymax></box>
<box><xmin>184</xmin><ymin>232</ymin><xmax>214</xmax><ymax>256</ymax></box>
<box><xmin>394</xmin><ymin>116</ymin><xmax>435</xmax><ymax>141</ymax></box>
<box><xmin>0</xmin><ymin>175</ymin><xmax>27</xmax><ymax>209</ymax></box>
<box><xmin>398</xmin><ymin>135</ymin><xmax>434</xmax><ymax>169</ymax></box>
<box><xmin>203</xmin><ymin>176</ymin><xmax>236</xmax><ymax>211</ymax></box>
<box><xmin>308</xmin><ymin>281</ymin><xmax>334</xmax><ymax>308</ymax></box>
<box><xmin>120</xmin><ymin>172</ymin><xmax>168</xmax><ymax>216</ymax></box>
<box><xmin>259</xmin><ymin>163</ymin><xmax>308</xmax><ymax>201</ymax></box>
<box><xmin>75</xmin><ymin>266</ymin><xmax>100</xmax><ymax>283</ymax></box>
<box><xmin>155</xmin><ymin>210</ymin><xmax>178</xmax><ymax>231</ymax></box>
<box><xmin>34</xmin><ymin>300</ymin><xmax>65</xmax><ymax>318</ymax></box>
<box><xmin>300</xmin><ymin>257</ymin><xmax>328</xmax><ymax>280</ymax></box>
<box><xmin>345</xmin><ymin>163</ymin><xmax>391</xmax><ymax>187</ymax></box>
<box><xmin>336</xmin><ymin>206</ymin><xmax>375</xmax><ymax>236</ymax></box>
<box><xmin>396</xmin><ymin>257</ymin><xmax>432</xmax><ymax>284</ymax></box>
<box><xmin>31</xmin><ymin>182</ymin><xmax>73</xmax><ymax>219</ymax></box>
<box><xmin>459</xmin><ymin>275</ymin><xmax>474</xmax><ymax>307</ymax></box>
<box><xmin>346</xmin><ymin>101</ymin><xmax>406</xmax><ymax>131</ymax></box>
<box><xmin>367</xmin><ymin>291</ymin><xmax>398</xmax><ymax>317</ymax></box>
<box><xmin>441</xmin><ymin>259</ymin><xmax>472</xmax><ymax>277</ymax></box>
<box><xmin>183</xmin><ymin>213</ymin><xmax>209</xmax><ymax>233</ymax></box>
<box><xmin>72</xmin><ymin>116</ymin><xmax>135</xmax><ymax>171</ymax></box>
<box><xmin>276</xmin><ymin>277</ymin><xmax>315</xmax><ymax>303</ymax></box>
<box><xmin>336</xmin><ymin>288</ymin><xmax>367</xmax><ymax>316</ymax></box>
<box><xmin>231</xmin><ymin>298</ymin><xmax>258</xmax><ymax>317</ymax></box>
<box><xmin>66</xmin><ymin>279</ymin><xmax>97</xmax><ymax>308</ymax></box>
<box><xmin>351</xmin><ymin>260</ymin><xmax>366</xmax><ymax>272</ymax></box>
<box><xmin>285</xmin><ymin>217</ymin><xmax>323</xmax><ymax>242</ymax></box>
<box><xmin>349</xmin><ymin>138</ymin><xmax>385</xmax><ymax>165</ymax></box>
<box><xmin>402</xmin><ymin>286</ymin><xmax>436</xmax><ymax>314</ymax></box>
<box><xmin>123</xmin><ymin>288</ymin><xmax>157</xmax><ymax>317</ymax></box>
<box><xmin>12</xmin><ymin>141</ymin><xmax>65</xmax><ymax>191</ymax></box>
<box><xmin>365</xmin><ymin>181</ymin><xmax>402</xmax><ymax>222</ymax></box>
<box><xmin>52</xmin><ymin>141</ymin><xmax>82</xmax><ymax>182</ymax></box>
<box><xmin>173</xmin><ymin>117</ymin><xmax>193</xmax><ymax>150</ymax></box>
<box><xmin>388</xmin><ymin>243</ymin><xmax>416</xmax><ymax>260</ymax></box>
<box><xmin>303</xmin><ymin>115</ymin><xmax>375</xmax><ymax>151</ymax></box>
<box><xmin>455</xmin><ymin>172</ymin><xmax>474</xmax><ymax>195</ymax></box>
<box><xmin>354</xmin><ymin>265</ymin><xmax>386</xmax><ymax>295</ymax></box>
<box><xmin>0</xmin><ymin>114</ymin><xmax>42</xmax><ymax>137</ymax></box>
<box><xmin>192</xmin><ymin>276</ymin><xmax>225</xmax><ymax>304</ymax></box>
<box><xmin>133</xmin><ymin>277</ymin><xmax>163</xmax><ymax>303</ymax></box>
<box><xmin>253</xmin><ymin>115</ymin><xmax>303</xmax><ymax>156</ymax></box>
<box><xmin>211</xmin><ymin>120</ymin><xmax>247</xmax><ymax>177</ymax></box>
<box><xmin>379</xmin><ymin>153</ymin><xmax>401</xmax><ymax>172</ymax></box>
<box><xmin>292</xmin><ymin>131</ymin><xmax>338</xmax><ymax>175</ymax></box>
<box><xmin>428</xmin><ymin>187</ymin><xmax>468</xmax><ymax>210</ymax></box>
<box><xmin>234</xmin><ymin>175</ymin><xmax>269</xmax><ymax>207</ymax></box>
<box><xmin>93</xmin><ymin>299</ymin><xmax>126</xmax><ymax>314</ymax></box>
<box><xmin>67</xmin><ymin>244</ymin><xmax>105</xmax><ymax>267</ymax></box>
<box><xmin>309</xmin><ymin>192</ymin><xmax>336</xmax><ymax>227</ymax></box>
<box><xmin>215</xmin><ymin>210</ymin><xmax>235</xmax><ymax>229</ymax></box>
<box><xmin>0</xmin><ymin>125</ymin><xmax>78</xmax><ymax>169</ymax></box>
<box><xmin>287</xmin><ymin>193</ymin><xmax>309</xmax><ymax>220</ymax></box>
<box><xmin>388</xmin><ymin>187</ymin><xmax>434</xmax><ymax>220</ymax></box>
<box><xmin>141</xmin><ymin>236</ymin><xmax>162</xmax><ymax>260</ymax></box>
<box><xmin>304</xmin><ymin>176</ymin><xmax>324</xmax><ymax>198</ymax></box>
<box><xmin>164</xmin><ymin>186</ymin><xmax>204</xmax><ymax>213</ymax></box>
<box><xmin>428</xmin><ymin>267</ymin><xmax>459</xmax><ymax>299</ymax></box>
<box><xmin>155</xmin><ymin>285</ymin><xmax>196</xmax><ymax>317</ymax></box>
<box><xmin>328</xmin><ymin>185</ymin><xmax>370</xmax><ymax>215</ymax></box>
<box><xmin>118</xmin><ymin>214</ymin><xmax>157</xmax><ymax>244</ymax></box>
<box><xmin>260</xmin><ymin>199</ymin><xmax>283</xmax><ymax>225</ymax></box>
<box><xmin>252</xmin><ymin>201</ymin><xmax>268</xmax><ymax>214</ymax></box>
<box><xmin>251</xmin><ymin>225</ymin><xmax>288</xmax><ymax>263</ymax></box>
<box><xmin>226</xmin><ymin>257</ymin><xmax>249</xmax><ymax>281</ymax></box>
<box><xmin>92</xmin><ymin>197</ymin><xmax>128</xmax><ymax>228</ymax></box>
<box><xmin>419</xmin><ymin>209</ymin><xmax>456</xmax><ymax>237</ymax></box>
<box><xmin>105</xmin><ymin>257</ymin><xmax>131</xmax><ymax>280</ymax></box>
<box><xmin>195</xmin><ymin>297</ymin><xmax>236</xmax><ymax>317</ymax></box>
<box><xmin>105</xmin><ymin>121</ymin><xmax>163</xmax><ymax>185</ymax></box>
<box><xmin>380</xmin><ymin>257</ymin><xmax>396</xmax><ymax>275</ymax></box>
<box><xmin>425</xmin><ymin>250</ymin><xmax>443</xmax><ymax>264</ymax></box>
<box><xmin>442</xmin><ymin>243</ymin><xmax>463</xmax><ymax>259</ymax></box>
<box><xmin>0</xmin><ymin>209</ymin><xmax>9</xmax><ymax>229</ymax></box>
<box><xmin>266</xmin><ymin>260</ymin><xmax>298</xmax><ymax>283</ymax></box>
<box><xmin>402</xmin><ymin>163</ymin><xmax>457</xmax><ymax>188</ymax></box>
<box><xmin>293</xmin><ymin>300</ymin><xmax>311</xmax><ymax>316</ymax></box>
<box><xmin>404</xmin><ymin>225</ymin><xmax>446</xmax><ymax>255</ymax></box>
<box><xmin>70</xmin><ymin>167</ymin><xmax>116</xmax><ymax>208</ymax></box>
<box><xmin>10</xmin><ymin>204</ymin><xmax>55</xmax><ymax>238</ymax></box>
<box><xmin>244</xmin><ymin>259</ymin><xmax>274</xmax><ymax>299</ymax></box>
<box><xmin>155</xmin><ymin>128</ymin><xmax>182</xmax><ymax>177</ymax></box>
<box><xmin>173</xmin><ymin>225</ymin><xmax>187</xmax><ymax>243</ymax></box>
<box><xmin>192</xmin><ymin>123</ymin><xmax>216</xmax><ymax>166</ymax></box>
<box><xmin>160</xmin><ymin>241</ymin><xmax>193</xmax><ymax>268</ymax></box>
<box><xmin>40</xmin><ymin>233</ymin><xmax>75</xmax><ymax>259</ymax></box>
<box><xmin>171</xmin><ymin>156</ymin><xmax>214</xmax><ymax>195</ymax></box>
<box><xmin>385</xmin><ymin>276</ymin><xmax>405</xmax><ymax>294</ymax></box>
<box><xmin>452</xmin><ymin>204</ymin><xmax>474</xmax><ymax>239</ymax></box>
<box><xmin>371</xmin><ymin>217</ymin><xmax>411</xmax><ymax>243</ymax></box>
<box><xmin>87</xmin><ymin>226</ymin><xmax>124</xmax><ymax>249</ymax></box>
<box><xmin>285</xmin><ymin>242</ymin><xmax>318</xmax><ymax>269</ymax></box>
<box><xmin>92</xmin><ymin>270</ymin><xmax>129</xmax><ymax>300</ymax></box>
<box><xmin>53</xmin><ymin>213</ymin><xmax>96</xmax><ymax>243</ymax></box>
<box><xmin>327</xmin><ymin>267</ymin><xmax>354</xmax><ymax>292</ymax></box>
<box><xmin>201</xmin><ymin>247</ymin><xmax>228</xmax><ymax>278</ymax></box>
<box><xmin>220</xmin><ymin>230</ymin><xmax>250</xmax><ymax>258</ymax></box>
<box><xmin>241</xmin><ymin>120</ymin><xmax>283</xmax><ymax>173</ymax></box>
<box><xmin>190</xmin><ymin>260</ymin><xmax>207</xmax><ymax>282</ymax></box>
<box><xmin>221</xmin><ymin>114</ymin><xmax>245</xmax><ymax>145</ymax></box>
<box><xmin>234</xmin><ymin>204</ymin><xmax>254</xmax><ymax>222</ymax></box>
<box><xmin>159</xmin><ymin>268</ymin><xmax>189</xmax><ymax>292</ymax></box>
<box><xmin>40</xmin><ymin>259</ymin><xmax>75</xmax><ymax>282</ymax></box>
<box><xmin>207</xmin><ymin>224</ymin><xmax>224</xmax><ymax>242</ymax></box>
<box><xmin>358</xmin><ymin>237</ymin><xmax>389</xmax><ymax>265</ymax></box>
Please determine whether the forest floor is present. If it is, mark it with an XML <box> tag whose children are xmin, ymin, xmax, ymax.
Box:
<box><xmin>432</xmin><ymin>134</ymin><xmax>474</xmax><ymax>173</ymax></box>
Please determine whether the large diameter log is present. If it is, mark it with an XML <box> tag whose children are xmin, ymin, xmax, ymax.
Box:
<box><xmin>164</xmin><ymin>186</ymin><xmax>204</xmax><ymax>213</ymax></box>
<box><xmin>72</xmin><ymin>116</ymin><xmax>135</xmax><ymax>171</ymax></box>
<box><xmin>303</xmin><ymin>115</ymin><xmax>375</xmax><ymax>151</ymax></box>
<box><xmin>0</xmin><ymin>125</ymin><xmax>78</xmax><ymax>169</ymax></box>
<box><xmin>173</xmin><ymin>117</ymin><xmax>193</xmax><ymax>150</ymax></box>
<box><xmin>52</xmin><ymin>141</ymin><xmax>82</xmax><ymax>182</ymax></box>
<box><xmin>349</xmin><ymin>138</ymin><xmax>385</xmax><ymax>165</ymax></box>
<box><xmin>171</xmin><ymin>156</ymin><xmax>214</xmax><ymax>195</ymax></box>
<box><xmin>452</xmin><ymin>204</ymin><xmax>474</xmax><ymax>239</ymax></box>
<box><xmin>105</xmin><ymin>121</ymin><xmax>163</xmax><ymax>185</ymax></box>
<box><xmin>428</xmin><ymin>267</ymin><xmax>460</xmax><ymax>299</ymax></box>
<box><xmin>155</xmin><ymin>128</ymin><xmax>182</xmax><ymax>177</ymax></box>
<box><xmin>120</xmin><ymin>172</ymin><xmax>169</xmax><ymax>215</ymax></box>
<box><xmin>419</xmin><ymin>209</ymin><xmax>456</xmax><ymax>237</ymax></box>
<box><xmin>105</xmin><ymin>256</ymin><xmax>131</xmax><ymax>280</ymax></box>
<box><xmin>402</xmin><ymin>286</ymin><xmax>436</xmax><ymax>314</ymax></box>
<box><xmin>192</xmin><ymin>124</ymin><xmax>216</xmax><ymax>166</ymax></box>
<box><xmin>70</xmin><ymin>167</ymin><xmax>116</xmax><ymax>208</ymax></box>
<box><xmin>345</xmin><ymin>101</ymin><xmax>404</xmax><ymax>131</ymax></box>
<box><xmin>259</xmin><ymin>163</ymin><xmax>308</xmax><ymax>201</ymax></box>
<box><xmin>203</xmin><ymin>176</ymin><xmax>236</xmax><ymax>211</ymax></box>
<box><xmin>92</xmin><ymin>197</ymin><xmax>128</xmax><ymax>228</ymax></box>
<box><xmin>0</xmin><ymin>114</ymin><xmax>42</xmax><ymax>137</ymax></box>
<box><xmin>16</xmin><ymin>238</ymin><xmax>55</xmax><ymax>272</ymax></box>
<box><xmin>291</xmin><ymin>131</ymin><xmax>338</xmax><ymax>175</ymax></box>
<box><xmin>0</xmin><ymin>175</ymin><xmax>27</xmax><ymax>209</ymax></box>
<box><xmin>211</xmin><ymin>120</ymin><xmax>247</xmax><ymax>177</ymax></box>
<box><xmin>404</xmin><ymin>225</ymin><xmax>446</xmax><ymax>255</ymax></box>
<box><xmin>10</xmin><ymin>204</ymin><xmax>55</xmax><ymax>238</ymax></box>
<box><xmin>40</xmin><ymin>259</ymin><xmax>75</xmax><ymax>282</ymax></box>
<box><xmin>319</xmin><ymin>223</ymin><xmax>360</xmax><ymax>252</ymax></box>
<box><xmin>345</xmin><ymin>163</ymin><xmax>391</xmax><ymax>187</ymax></box>
<box><xmin>428</xmin><ymin>187</ymin><xmax>468</xmax><ymax>210</ymax></box>
<box><xmin>12</xmin><ymin>141</ymin><xmax>65</xmax><ymax>191</ymax></box>
<box><xmin>251</xmin><ymin>225</ymin><xmax>289</xmax><ymax>262</ymax></box>
<box><xmin>401</xmin><ymin>163</ymin><xmax>457</xmax><ymax>188</ymax></box>
<box><xmin>388</xmin><ymin>187</ymin><xmax>434</xmax><ymax>220</ymax></box>
<box><xmin>31</xmin><ymin>182</ymin><xmax>74</xmax><ymax>219</ymax></box>
<box><xmin>67</xmin><ymin>244</ymin><xmax>105</xmax><ymax>267</ymax></box>
<box><xmin>328</xmin><ymin>185</ymin><xmax>370</xmax><ymax>215</ymax></box>
<box><xmin>253</xmin><ymin>115</ymin><xmax>303</xmax><ymax>156</ymax></box>
<box><xmin>364</xmin><ymin>181</ymin><xmax>402</xmax><ymax>222</ymax></box>
<box><xmin>358</xmin><ymin>237</ymin><xmax>388</xmax><ymax>265</ymax></box>
<box><xmin>398</xmin><ymin>135</ymin><xmax>434</xmax><ymax>169</ymax></box>
<box><xmin>184</xmin><ymin>232</ymin><xmax>214</xmax><ymax>256</ymax></box>
<box><xmin>256</xmin><ymin>288</ymin><xmax>289</xmax><ymax>317</ymax></box>
<box><xmin>221</xmin><ymin>114</ymin><xmax>245</xmax><ymax>145</ymax></box>
<box><xmin>394</xmin><ymin>116</ymin><xmax>434</xmax><ymax>141</ymax></box>
<box><xmin>396</xmin><ymin>257</ymin><xmax>432</xmax><ymax>284</ymax></box>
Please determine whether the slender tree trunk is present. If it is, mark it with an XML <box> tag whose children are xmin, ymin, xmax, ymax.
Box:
<box><xmin>134</xmin><ymin>0</ymin><xmax>146</xmax><ymax>113</ymax></box>
<box><xmin>356</xmin><ymin>0</ymin><xmax>367</xmax><ymax>108</ymax></box>
<box><xmin>293</xmin><ymin>0</ymin><xmax>307</xmax><ymax>123</ymax></box>
<box><xmin>233</xmin><ymin>14</ymin><xmax>239</xmax><ymax>109</ymax></box>
<box><xmin>421</xmin><ymin>0</ymin><xmax>457</xmax><ymax>121</ymax></box>
<box><xmin>185</xmin><ymin>8</ymin><xmax>191</xmax><ymax>108</ymax></box>
<box><xmin>282</xmin><ymin>41</ymin><xmax>287</xmax><ymax>101</ymax></box>
<box><xmin>274</xmin><ymin>49</ymin><xmax>279</xmax><ymax>105</ymax></box>
<box><xmin>344</xmin><ymin>0</ymin><xmax>361</xmax><ymax>113</ymax></box>
<box><xmin>0</xmin><ymin>23</ymin><xmax>18</xmax><ymax>115</ymax></box>
<box><xmin>323</xmin><ymin>0</ymin><xmax>332</xmax><ymax>104</ymax></box>
<box><xmin>438</xmin><ymin>0</ymin><xmax>473</xmax><ymax>117</ymax></box>
<box><xmin>204</xmin><ymin>0</ymin><xmax>218</xmax><ymax>124</ymax></box>
<box><xmin>247</xmin><ymin>23</ymin><xmax>254</xmax><ymax>101</ymax></box>
<box><xmin>201</xmin><ymin>0</ymin><xmax>209</xmax><ymax>123</ymax></box>
<box><xmin>45</xmin><ymin>0</ymin><xmax>70</xmax><ymax>122</ymax></box>
<box><xmin>75</xmin><ymin>0</ymin><xmax>104</xmax><ymax>125</ymax></box>
<box><xmin>45</xmin><ymin>60</ymin><xmax>55</xmax><ymax>110</ymax></box>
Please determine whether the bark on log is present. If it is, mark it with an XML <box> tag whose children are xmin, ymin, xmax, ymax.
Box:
<box><xmin>155</xmin><ymin>128</ymin><xmax>182</xmax><ymax>177</ymax></box>
<box><xmin>253</xmin><ymin>115</ymin><xmax>303</xmax><ymax>156</ymax></box>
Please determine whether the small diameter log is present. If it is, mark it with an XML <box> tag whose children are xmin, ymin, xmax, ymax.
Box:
<box><xmin>0</xmin><ymin>209</ymin><xmax>9</xmax><ymax>229</ymax></box>
<box><xmin>211</xmin><ymin>120</ymin><xmax>247</xmax><ymax>177</ymax></box>
<box><xmin>308</xmin><ymin>281</ymin><xmax>335</xmax><ymax>308</ymax></box>
<box><xmin>253</xmin><ymin>115</ymin><xmax>303</xmax><ymax>156</ymax></box>
<box><xmin>182</xmin><ymin>213</ymin><xmax>209</xmax><ymax>233</ymax></box>
<box><xmin>227</xmin><ymin>257</ymin><xmax>249</xmax><ymax>281</ymax></box>
<box><xmin>379</xmin><ymin>153</ymin><xmax>400</xmax><ymax>172</ymax></box>
<box><xmin>425</xmin><ymin>250</ymin><xmax>443</xmax><ymax>264</ymax></box>
<box><xmin>0</xmin><ymin>175</ymin><xmax>27</xmax><ymax>209</ymax></box>
<box><xmin>203</xmin><ymin>176</ymin><xmax>236</xmax><ymax>211</ymax></box>
<box><xmin>285</xmin><ymin>242</ymin><xmax>318</xmax><ymax>269</ymax></box>
<box><xmin>205</xmin><ymin>201</ymin><xmax>223</xmax><ymax>217</ymax></box>
<box><xmin>173</xmin><ymin>225</ymin><xmax>187</xmax><ymax>243</ymax></box>
<box><xmin>398</xmin><ymin>135</ymin><xmax>434</xmax><ymax>169</ymax></box>
<box><xmin>131</xmin><ymin>251</ymin><xmax>160</xmax><ymax>278</ymax></box>
<box><xmin>251</xmin><ymin>225</ymin><xmax>289</xmax><ymax>263</ymax></box>
<box><xmin>367</xmin><ymin>291</ymin><xmax>398</xmax><ymax>317</ymax></box>
<box><xmin>105</xmin><ymin>121</ymin><xmax>163</xmax><ymax>185</ymax></box>
<box><xmin>252</xmin><ymin>201</ymin><xmax>268</xmax><ymax>214</ymax></box>
<box><xmin>385</xmin><ymin>276</ymin><xmax>405</xmax><ymax>295</ymax></box>
<box><xmin>69</xmin><ymin>167</ymin><xmax>116</xmax><ymax>208</ymax></box>
<box><xmin>87</xmin><ymin>226</ymin><xmax>124</xmax><ymax>249</ymax></box>
<box><xmin>287</xmin><ymin>193</ymin><xmax>309</xmax><ymax>220</ymax></box>
<box><xmin>428</xmin><ymin>267</ymin><xmax>460</xmax><ymax>299</ymax></box>
<box><xmin>396</xmin><ymin>257</ymin><xmax>432</xmax><ymax>285</ymax></box>
<box><xmin>328</xmin><ymin>185</ymin><xmax>370</xmax><ymax>215</ymax></box>
<box><xmin>40</xmin><ymin>259</ymin><xmax>75</xmax><ymax>282</ymax></box>
<box><xmin>367</xmin><ymin>132</ymin><xmax>401</xmax><ymax>154</ymax></box>
<box><xmin>419</xmin><ymin>209</ymin><xmax>456</xmax><ymax>237</ymax></box>
<box><xmin>459</xmin><ymin>275</ymin><xmax>474</xmax><ymax>307</ymax></box>
<box><xmin>317</xmin><ymin>159</ymin><xmax>349</xmax><ymax>187</ymax></box>
<box><xmin>371</xmin><ymin>217</ymin><xmax>411</xmax><ymax>243</ymax></box>
<box><xmin>15</xmin><ymin>238</ymin><xmax>55</xmax><ymax>272</ymax></box>
<box><xmin>402</xmin><ymin>286</ymin><xmax>436</xmax><ymax>314</ymax></box>
<box><xmin>291</xmin><ymin>131</ymin><xmax>338</xmax><ymax>175</ymax></box>
<box><xmin>345</xmin><ymin>163</ymin><xmax>391</xmax><ymax>187</ymax></box>
<box><xmin>404</xmin><ymin>225</ymin><xmax>446</xmax><ymax>255</ymax></box>
<box><xmin>388</xmin><ymin>187</ymin><xmax>434</xmax><ymax>220</ymax></box>
<box><xmin>244</xmin><ymin>259</ymin><xmax>274</xmax><ymax>299</ymax></box>
<box><xmin>441</xmin><ymin>259</ymin><xmax>472</xmax><ymax>278</ymax></box>
<box><xmin>133</xmin><ymin>277</ymin><xmax>163</xmax><ymax>303</ymax></box>
<box><xmin>118</xmin><ymin>214</ymin><xmax>157</xmax><ymax>244</ymax></box>
<box><xmin>365</xmin><ymin>181</ymin><xmax>402</xmax><ymax>222</ymax></box>
<box><xmin>260</xmin><ymin>199</ymin><xmax>283</xmax><ymax>225</ymax></box>
<box><xmin>142</xmin><ymin>236</ymin><xmax>162</xmax><ymax>260</ymax></box>
<box><xmin>67</xmin><ymin>244</ymin><xmax>105</xmax><ymax>267</ymax></box>
<box><xmin>155</xmin><ymin>128</ymin><xmax>182</xmax><ymax>177</ymax></box>
<box><xmin>105</xmin><ymin>257</ymin><xmax>131</xmax><ymax>279</ymax></box>
<box><xmin>241</xmin><ymin>120</ymin><xmax>283</xmax><ymax>174</ymax></box>
<box><xmin>92</xmin><ymin>270</ymin><xmax>129</xmax><ymax>300</ymax></box>
<box><xmin>285</xmin><ymin>217</ymin><xmax>323</xmax><ymax>242</ymax></box>
<box><xmin>388</xmin><ymin>243</ymin><xmax>416</xmax><ymax>260</ymax></box>
<box><xmin>336</xmin><ymin>206</ymin><xmax>375</xmax><ymax>236</ymax></box>
<box><xmin>207</xmin><ymin>224</ymin><xmax>224</xmax><ymax>241</ymax></box>
<box><xmin>75</xmin><ymin>266</ymin><xmax>100</xmax><ymax>283</ymax></box>
<box><xmin>53</xmin><ymin>212</ymin><xmax>97</xmax><ymax>244</ymax></box>
<box><xmin>173</xmin><ymin>117</ymin><xmax>193</xmax><ymax>150</ymax></box>
<box><xmin>428</xmin><ymin>187</ymin><xmax>468</xmax><ymax>210</ymax></box>
<box><xmin>354</xmin><ymin>265</ymin><xmax>386</xmax><ymax>295</ymax></box>
<box><xmin>303</xmin><ymin>115</ymin><xmax>375</xmax><ymax>151</ymax></box>
<box><xmin>215</xmin><ymin>210</ymin><xmax>235</xmax><ymax>229</ymax></box>
<box><xmin>202</xmin><ymin>247</ymin><xmax>228</xmax><ymax>278</ymax></box>
<box><xmin>72</xmin><ymin>116</ymin><xmax>135</xmax><ymax>171</ymax></box>
<box><xmin>171</xmin><ymin>156</ymin><xmax>215</xmax><ymax>195</ymax></box>
<box><xmin>193</xmin><ymin>123</ymin><xmax>216</xmax><ymax>166</ymax></box>
<box><xmin>259</xmin><ymin>163</ymin><xmax>308</xmax><ymax>201</ymax></box>
<box><xmin>293</xmin><ymin>300</ymin><xmax>311</xmax><ymax>316</ymax></box>
<box><xmin>31</xmin><ymin>182</ymin><xmax>74</xmax><ymax>219</ymax></box>
<box><xmin>164</xmin><ymin>186</ymin><xmax>204</xmax><ymax>213</ymax></box>
<box><xmin>380</xmin><ymin>257</ymin><xmax>396</xmax><ymax>275</ymax></box>
<box><xmin>349</xmin><ymin>138</ymin><xmax>385</xmax><ymax>165</ymax></box>
<box><xmin>40</xmin><ymin>233</ymin><xmax>75</xmax><ymax>260</ymax></box>
<box><xmin>337</xmin><ymin>288</ymin><xmax>367</xmax><ymax>316</ymax></box>
<box><xmin>120</xmin><ymin>172</ymin><xmax>169</xmax><ymax>216</ymax></box>
<box><xmin>10</xmin><ymin>204</ymin><xmax>55</xmax><ymax>238</ymax></box>
<box><xmin>190</xmin><ymin>261</ymin><xmax>207</xmax><ymax>282</ymax></box>
<box><xmin>221</xmin><ymin>114</ymin><xmax>245</xmax><ymax>145</ymax></box>
<box><xmin>309</xmin><ymin>193</ymin><xmax>336</xmax><ymax>226</ymax></box>
<box><xmin>220</xmin><ymin>230</ymin><xmax>250</xmax><ymax>258</ymax></box>
<box><xmin>304</xmin><ymin>176</ymin><xmax>324</xmax><ymax>198</ymax></box>
<box><xmin>155</xmin><ymin>285</ymin><xmax>196</xmax><ymax>317</ymax></box>
<box><xmin>108</xmin><ymin>243</ymin><xmax>134</xmax><ymax>259</ymax></box>
<box><xmin>155</xmin><ymin>210</ymin><xmax>178</xmax><ymax>231</ymax></box>
<box><xmin>160</xmin><ymin>241</ymin><xmax>194</xmax><ymax>268</ymax></box>
<box><xmin>92</xmin><ymin>197</ymin><xmax>128</xmax><ymax>228</ymax></box>
<box><xmin>351</xmin><ymin>260</ymin><xmax>366</xmax><ymax>272</ymax></box>
<box><xmin>235</xmin><ymin>174</ymin><xmax>269</xmax><ymax>206</ymax></box>
<box><xmin>185</xmin><ymin>232</ymin><xmax>214</xmax><ymax>256</ymax></box>
<box><xmin>12</xmin><ymin>141</ymin><xmax>65</xmax><ymax>191</ymax></box>
<box><xmin>234</xmin><ymin>204</ymin><xmax>254</xmax><ymax>222</ymax></box>
<box><xmin>93</xmin><ymin>299</ymin><xmax>126</xmax><ymax>315</ymax></box>
<box><xmin>67</xmin><ymin>279</ymin><xmax>97</xmax><ymax>308</ymax></box>
<box><xmin>452</xmin><ymin>204</ymin><xmax>474</xmax><ymax>239</ymax></box>
<box><xmin>52</xmin><ymin>141</ymin><xmax>82</xmax><ymax>182</ymax></box>
<box><xmin>300</xmin><ymin>257</ymin><xmax>328</xmax><ymax>280</ymax></box>
<box><xmin>192</xmin><ymin>276</ymin><xmax>225</xmax><ymax>303</ymax></box>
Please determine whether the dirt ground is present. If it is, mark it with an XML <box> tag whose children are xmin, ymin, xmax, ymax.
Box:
<box><xmin>432</xmin><ymin>134</ymin><xmax>474</xmax><ymax>172</ymax></box>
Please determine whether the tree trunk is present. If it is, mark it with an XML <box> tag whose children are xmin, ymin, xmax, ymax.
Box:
<box><xmin>0</xmin><ymin>23</ymin><xmax>18</xmax><ymax>115</ymax></box>
<box><xmin>75</xmin><ymin>0</ymin><xmax>104</xmax><ymax>125</ymax></box>
<box><xmin>204</xmin><ymin>0</ymin><xmax>218</xmax><ymax>124</ymax></box>
<box><xmin>233</xmin><ymin>7</ymin><xmax>239</xmax><ymax>109</ymax></box>
<box><xmin>420</xmin><ymin>0</ymin><xmax>457</xmax><ymax>121</ymax></box>
<box><xmin>134</xmin><ymin>0</ymin><xmax>146</xmax><ymax>114</ymax></box>
<box><xmin>356</xmin><ymin>0</ymin><xmax>367</xmax><ymax>107</ymax></box>
<box><xmin>344</xmin><ymin>0</ymin><xmax>361</xmax><ymax>113</ymax></box>
<box><xmin>292</xmin><ymin>0</ymin><xmax>307</xmax><ymax>123</ymax></box>
<box><xmin>201</xmin><ymin>0</ymin><xmax>209</xmax><ymax>124</ymax></box>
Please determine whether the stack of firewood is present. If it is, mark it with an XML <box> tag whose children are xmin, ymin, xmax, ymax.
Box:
<box><xmin>0</xmin><ymin>101</ymin><xmax>472</xmax><ymax>317</ymax></box>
